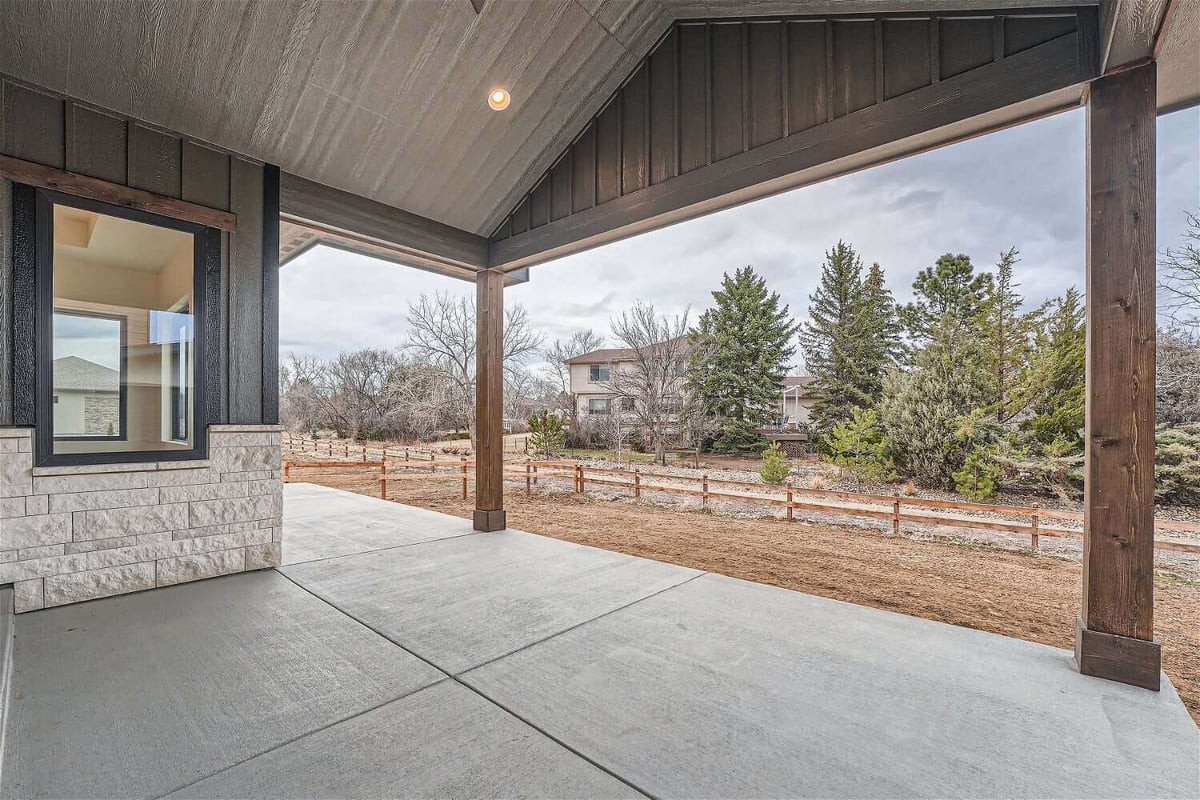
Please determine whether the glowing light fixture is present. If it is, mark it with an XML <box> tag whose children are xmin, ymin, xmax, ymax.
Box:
<box><xmin>488</xmin><ymin>89</ymin><xmax>511</xmax><ymax>111</ymax></box>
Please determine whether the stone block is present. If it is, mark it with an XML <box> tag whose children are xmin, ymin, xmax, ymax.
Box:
<box><xmin>74</xmin><ymin>503</ymin><xmax>189</xmax><ymax>540</ymax></box>
<box><xmin>34</xmin><ymin>471</ymin><xmax>150</xmax><ymax>495</ymax></box>
<box><xmin>0</xmin><ymin>513</ymin><xmax>72</xmax><ymax>550</ymax></box>
<box><xmin>221</xmin><ymin>469</ymin><xmax>280</xmax><ymax>482</ymax></box>
<box><xmin>0</xmin><ymin>497</ymin><xmax>25</xmax><ymax>518</ymax></box>
<box><xmin>14</xmin><ymin>579</ymin><xmax>44</xmax><ymax>612</ymax></box>
<box><xmin>156</xmin><ymin>549</ymin><xmax>245</xmax><ymax>587</ymax></box>
<box><xmin>18</xmin><ymin>544</ymin><xmax>65</xmax><ymax>560</ymax></box>
<box><xmin>43</xmin><ymin>562</ymin><xmax>156</xmax><ymax>608</ymax></box>
<box><xmin>210</xmin><ymin>431</ymin><xmax>282</xmax><ymax>448</ymax></box>
<box><xmin>48</xmin><ymin>487</ymin><xmax>160</xmax><ymax>513</ymax></box>
<box><xmin>65</xmin><ymin>535</ymin><xmax>140</xmax><ymax>554</ymax></box>
<box><xmin>159</xmin><ymin>481</ymin><xmax>245</xmax><ymax>504</ymax></box>
<box><xmin>189</xmin><ymin>494</ymin><xmax>281</xmax><ymax>528</ymax></box>
<box><xmin>212</xmin><ymin>445</ymin><xmax>279</xmax><ymax>474</ymax></box>
<box><xmin>25</xmin><ymin>495</ymin><xmax>47</xmax><ymax>515</ymax></box>
<box><xmin>0</xmin><ymin>450</ymin><xmax>33</xmax><ymax>498</ymax></box>
<box><xmin>245</xmin><ymin>542</ymin><xmax>281</xmax><ymax>570</ymax></box>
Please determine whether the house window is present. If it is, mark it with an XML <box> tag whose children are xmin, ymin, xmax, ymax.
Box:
<box><xmin>620</xmin><ymin>396</ymin><xmax>635</xmax><ymax>412</ymax></box>
<box><xmin>588</xmin><ymin>398</ymin><xmax>610</xmax><ymax>415</ymax></box>
<box><xmin>589</xmin><ymin>364</ymin><xmax>610</xmax><ymax>382</ymax></box>
<box><xmin>30</xmin><ymin>190</ymin><xmax>211</xmax><ymax>465</ymax></box>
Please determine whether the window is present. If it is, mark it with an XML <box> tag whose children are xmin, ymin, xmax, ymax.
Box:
<box><xmin>588</xmin><ymin>397</ymin><xmax>610</xmax><ymax>415</ymax></box>
<box><xmin>32</xmin><ymin>190</ymin><xmax>211</xmax><ymax>465</ymax></box>
<box><xmin>589</xmin><ymin>364</ymin><xmax>610</xmax><ymax>382</ymax></box>
<box><xmin>620</xmin><ymin>396</ymin><xmax>635</xmax><ymax>412</ymax></box>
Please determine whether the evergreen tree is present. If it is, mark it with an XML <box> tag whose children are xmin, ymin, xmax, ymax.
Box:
<box><xmin>686</xmin><ymin>266</ymin><xmax>800</xmax><ymax>452</ymax></box>
<box><xmin>1023</xmin><ymin>288</ymin><xmax>1086</xmax><ymax>448</ymax></box>
<box><xmin>900</xmin><ymin>253</ymin><xmax>991</xmax><ymax>343</ymax></box>
<box><xmin>879</xmin><ymin>318</ymin><xmax>994</xmax><ymax>488</ymax></box>
<box><xmin>798</xmin><ymin>242</ymin><xmax>872</xmax><ymax>441</ymax></box>
<box><xmin>979</xmin><ymin>248</ymin><xmax>1041</xmax><ymax>424</ymax></box>
<box><xmin>859</xmin><ymin>262</ymin><xmax>904</xmax><ymax>397</ymax></box>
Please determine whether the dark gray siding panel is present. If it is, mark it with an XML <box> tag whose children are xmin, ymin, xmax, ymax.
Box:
<box><xmin>227</xmin><ymin>157</ymin><xmax>264</xmax><ymax>425</ymax></box>
<box><xmin>182</xmin><ymin>141</ymin><xmax>231</xmax><ymax>210</ymax></box>
<box><xmin>65</xmin><ymin>105</ymin><xmax>127</xmax><ymax>184</ymax></box>
<box><xmin>0</xmin><ymin>76</ymin><xmax>271</xmax><ymax>428</ymax></box>
<box><xmin>550</xmin><ymin>155</ymin><xmax>572</xmax><ymax>222</ymax></box>
<box><xmin>0</xmin><ymin>180</ymin><xmax>10</xmax><ymax>426</ymax></box>
<box><xmin>127</xmin><ymin>123</ymin><xmax>182</xmax><ymax>197</ymax></box>
<box><xmin>2</xmin><ymin>83</ymin><xmax>64</xmax><ymax>168</ymax></box>
<box><xmin>490</xmin><ymin>9</ymin><xmax>1097</xmax><ymax>264</ymax></box>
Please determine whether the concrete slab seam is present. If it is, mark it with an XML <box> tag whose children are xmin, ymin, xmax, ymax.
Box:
<box><xmin>279</xmin><ymin>528</ymin><xmax>484</xmax><ymax>568</ymax></box>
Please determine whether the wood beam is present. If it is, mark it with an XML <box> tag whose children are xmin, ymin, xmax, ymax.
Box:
<box><xmin>279</xmin><ymin>172</ymin><xmax>488</xmax><ymax>273</ymax></box>
<box><xmin>0</xmin><ymin>154</ymin><xmax>237</xmax><ymax>230</ymax></box>
<box><xmin>1076</xmin><ymin>60</ymin><xmax>1159</xmax><ymax>690</ymax></box>
<box><xmin>474</xmin><ymin>269</ymin><xmax>506</xmax><ymax>532</ymax></box>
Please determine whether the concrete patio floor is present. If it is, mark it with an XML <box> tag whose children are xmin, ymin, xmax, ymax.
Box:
<box><xmin>2</xmin><ymin>482</ymin><xmax>1196</xmax><ymax>799</ymax></box>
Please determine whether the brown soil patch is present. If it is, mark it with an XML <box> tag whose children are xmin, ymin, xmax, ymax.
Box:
<box><xmin>296</xmin><ymin>471</ymin><xmax>1200</xmax><ymax>724</ymax></box>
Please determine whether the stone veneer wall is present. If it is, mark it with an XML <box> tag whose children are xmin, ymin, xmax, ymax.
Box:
<box><xmin>0</xmin><ymin>425</ymin><xmax>282</xmax><ymax>613</ymax></box>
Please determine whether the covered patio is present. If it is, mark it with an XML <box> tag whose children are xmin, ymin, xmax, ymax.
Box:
<box><xmin>2</xmin><ymin>483</ymin><xmax>1195</xmax><ymax>799</ymax></box>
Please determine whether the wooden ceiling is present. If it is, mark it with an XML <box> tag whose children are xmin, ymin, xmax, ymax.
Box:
<box><xmin>0</xmin><ymin>0</ymin><xmax>1193</xmax><ymax>252</ymax></box>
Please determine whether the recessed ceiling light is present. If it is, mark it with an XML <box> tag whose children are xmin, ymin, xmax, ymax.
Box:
<box><xmin>488</xmin><ymin>89</ymin><xmax>511</xmax><ymax>111</ymax></box>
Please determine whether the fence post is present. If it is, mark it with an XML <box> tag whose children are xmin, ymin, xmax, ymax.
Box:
<box><xmin>284</xmin><ymin>462</ymin><xmax>290</xmax><ymax>483</ymax></box>
<box><xmin>575</xmin><ymin>464</ymin><xmax>583</xmax><ymax>493</ymax></box>
<box><xmin>431</xmin><ymin>452</ymin><xmax>436</xmax><ymax>474</ymax></box>
<box><xmin>634</xmin><ymin>469</ymin><xmax>641</xmax><ymax>500</ymax></box>
<box><xmin>892</xmin><ymin>492</ymin><xmax>901</xmax><ymax>535</ymax></box>
<box><xmin>1031</xmin><ymin>502</ymin><xmax>1040</xmax><ymax>552</ymax></box>
<box><xmin>461</xmin><ymin>456</ymin><xmax>468</xmax><ymax>500</ymax></box>
<box><xmin>533</xmin><ymin>463</ymin><xmax>539</xmax><ymax>486</ymax></box>
<box><xmin>786</xmin><ymin>481</ymin><xmax>793</xmax><ymax>522</ymax></box>
<box><xmin>405</xmin><ymin>448</ymin><xmax>410</xmax><ymax>463</ymax></box>
<box><xmin>525</xmin><ymin>459</ymin><xmax>531</xmax><ymax>496</ymax></box>
<box><xmin>702</xmin><ymin>475</ymin><xmax>709</xmax><ymax>509</ymax></box>
<box><xmin>380</xmin><ymin>458</ymin><xmax>387</xmax><ymax>500</ymax></box>
<box><xmin>344</xmin><ymin>441</ymin><xmax>349</xmax><ymax>457</ymax></box>
<box><xmin>362</xmin><ymin>445</ymin><xmax>366</xmax><ymax>461</ymax></box>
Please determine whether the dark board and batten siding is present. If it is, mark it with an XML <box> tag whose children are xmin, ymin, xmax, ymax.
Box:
<box><xmin>0</xmin><ymin>75</ymin><xmax>278</xmax><ymax>427</ymax></box>
<box><xmin>490</xmin><ymin>8</ymin><xmax>1098</xmax><ymax>267</ymax></box>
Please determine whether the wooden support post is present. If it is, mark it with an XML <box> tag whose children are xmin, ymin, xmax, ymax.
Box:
<box><xmin>634</xmin><ymin>470</ymin><xmax>641</xmax><ymax>500</ymax></box>
<box><xmin>380</xmin><ymin>458</ymin><xmax>387</xmax><ymax>500</ymax></box>
<box><xmin>473</xmin><ymin>269</ymin><xmax>506</xmax><ymax>531</ymax></box>
<box><xmin>786</xmin><ymin>482</ymin><xmax>793</xmax><ymax>522</ymax></box>
<box><xmin>1076</xmin><ymin>61</ymin><xmax>1160</xmax><ymax>691</ymax></box>
<box><xmin>1031</xmin><ymin>503</ymin><xmax>1040</xmax><ymax>552</ymax></box>
<box><xmin>892</xmin><ymin>492</ymin><xmax>901</xmax><ymax>536</ymax></box>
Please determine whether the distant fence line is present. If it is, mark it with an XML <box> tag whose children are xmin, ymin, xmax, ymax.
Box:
<box><xmin>281</xmin><ymin>433</ymin><xmax>1200</xmax><ymax>556</ymax></box>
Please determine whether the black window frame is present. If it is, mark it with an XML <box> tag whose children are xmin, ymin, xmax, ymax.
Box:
<box><xmin>21</xmin><ymin>187</ymin><xmax>217</xmax><ymax>467</ymax></box>
<box><xmin>50</xmin><ymin>309</ymin><xmax>129</xmax><ymax>442</ymax></box>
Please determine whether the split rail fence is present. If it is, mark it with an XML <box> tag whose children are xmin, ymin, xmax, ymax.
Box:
<box><xmin>281</xmin><ymin>433</ymin><xmax>1200</xmax><ymax>556</ymax></box>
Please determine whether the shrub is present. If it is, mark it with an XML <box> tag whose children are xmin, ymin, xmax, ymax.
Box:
<box><xmin>527</xmin><ymin>410</ymin><xmax>565</xmax><ymax>458</ymax></box>
<box><xmin>823</xmin><ymin>407</ymin><xmax>895</xmax><ymax>484</ymax></box>
<box><xmin>952</xmin><ymin>446</ymin><xmax>1003</xmax><ymax>500</ymax></box>
<box><xmin>1157</xmin><ymin>424</ymin><xmax>1200</xmax><ymax>505</ymax></box>
<box><xmin>759</xmin><ymin>442</ymin><xmax>791</xmax><ymax>484</ymax></box>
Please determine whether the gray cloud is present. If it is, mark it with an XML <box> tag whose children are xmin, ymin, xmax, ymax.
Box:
<box><xmin>282</xmin><ymin>107</ymin><xmax>1199</xmax><ymax>366</ymax></box>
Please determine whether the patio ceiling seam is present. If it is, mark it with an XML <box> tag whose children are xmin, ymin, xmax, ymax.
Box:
<box><xmin>149</xmin><ymin>676</ymin><xmax>456</xmax><ymax>800</ymax></box>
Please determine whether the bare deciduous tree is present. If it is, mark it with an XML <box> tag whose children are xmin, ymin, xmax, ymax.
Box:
<box><xmin>601</xmin><ymin>301</ymin><xmax>690</xmax><ymax>464</ymax></box>
<box><xmin>1160</xmin><ymin>211</ymin><xmax>1200</xmax><ymax>329</ymax></box>
<box><xmin>404</xmin><ymin>291</ymin><xmax>543</xmax><ymax>446</ymax></box>
<box><xmin>1158</xmin><ymin>327</ymin><xmax>1200</xmax><ymax>425</ymax></box>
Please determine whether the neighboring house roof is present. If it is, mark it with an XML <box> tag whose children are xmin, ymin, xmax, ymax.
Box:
<box><xmin>54</xmin><ymin>356</ymin><xmax>119</xmax><ymax>393</ymax></box>
<box><xmin>565</xmin><ymin>337</ymin><xmax>689</xmax><ymax>365</ymax></box>
<box><xmin>781</xmin><ymin>376</ymin><xmax>820</xmax><ymax>397</ymax></box>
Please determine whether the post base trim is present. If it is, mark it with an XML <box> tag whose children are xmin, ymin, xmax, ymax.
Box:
<box><xmin>1075</xmin><ymin>616</ymin><xmax>1161</xmax><ymax>690</ymax></box>
<box><xmin>473</xmin><ymin>509</ymin><xmax>507</xmax><ymax>532</ymax></box>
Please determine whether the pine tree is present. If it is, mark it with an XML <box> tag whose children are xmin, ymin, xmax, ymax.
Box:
<box><xmin>686</xmin><ymin>266</ymin><xmax>800</xmax><ymax>453</ymax></box>
<box><xmin>798</xmin><ymin>242</ymin><xmax>872</xmax><ymax>442</ymax></box>
<box><xmin>859</xmin><ymin>262</ymin><xmax>904</xmax><ymax>397</ymax></box>
<box><xmin>1023</xmin><ymin>287</ymin><xmax>1086</xmax><ymax>448</ymax></box>
<box><xmin>900</xmin><ymin>253</ymin><xmax>991</xmax><ymax>343</ymax></box>
<box><xmin>879</xmin><ymin>319</ymin><xmax>994</xmax><ymax>488</ymax></box>
<box><xmin>978</xmin><ymin>248</ymin><xmax>1041</xmax><ymax>424</ymax></box>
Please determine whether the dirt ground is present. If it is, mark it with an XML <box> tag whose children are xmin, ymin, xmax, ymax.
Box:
<box><xmin>296</xmin><ymin>471</ymin><xmax>1200</xmax><ymax>724</ymax></box>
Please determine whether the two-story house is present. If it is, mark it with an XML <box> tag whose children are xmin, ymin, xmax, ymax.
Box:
<box><xmin>565</xmin><ymin>339</ymin><xmax>688</xmax><ymax>419</ymax></box>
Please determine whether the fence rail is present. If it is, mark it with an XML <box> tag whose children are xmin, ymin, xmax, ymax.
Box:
<box><xmin>281</xmin><ymin>433</ymin><xmax>1200</xmax><ymax>556</ymax></box>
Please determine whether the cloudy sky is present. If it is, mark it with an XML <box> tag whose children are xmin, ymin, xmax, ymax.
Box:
<box><xmin>281</xmin><ymin>106</ymin><xmax>1199</xmax><ymax>372</ymax></box>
